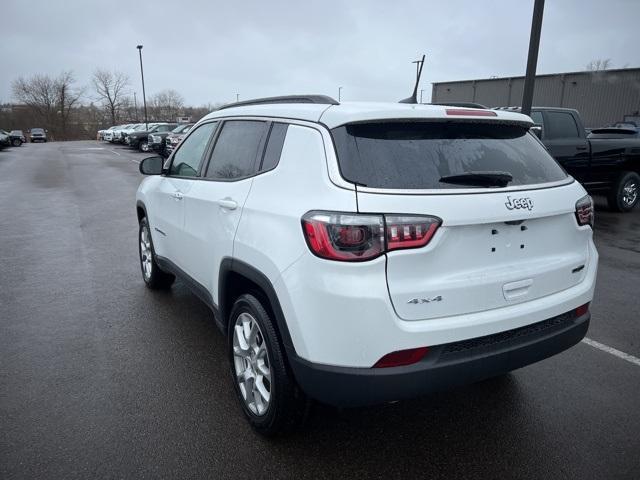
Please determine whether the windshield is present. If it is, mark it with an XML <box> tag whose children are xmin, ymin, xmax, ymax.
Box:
<box><xmin>32</xmin><ymin>128</ymin><xmax>44</xmax><ymax>134</ymax></box>
<box><xmin>331</xmin><ymin>121</ymin><xmax>568</xmax><ymax>189</ymax></box>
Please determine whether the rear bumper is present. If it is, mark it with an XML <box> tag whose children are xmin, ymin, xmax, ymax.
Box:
<box><xmin>288</xmin><ymin>309</ymin><xmax>589</xmax><ymax>407</ymax></box>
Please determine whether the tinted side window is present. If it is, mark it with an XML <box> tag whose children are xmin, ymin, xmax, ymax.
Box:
<box><xmin>169</xmin><ymin>122</ymin><xmax>217</xmax><ymax>177</ymax></box>
<box><xmin>206</xmin><ymin>121</ymin><xmax>268</xmax><ymax>180</ymax></box>
<box><xmin>261</xmin><ymin>123</ymin><xmax>288</xmax><ymax>171</ymax></box>
<box><xmin>530</xmin><ymin>111</ymin><xmax>544</xmax><ymax>126</ymax></box>
<box><xmin>546</xmin><ymin>112</ymin><xmax>579</xmax><ymax>139</ymax></box>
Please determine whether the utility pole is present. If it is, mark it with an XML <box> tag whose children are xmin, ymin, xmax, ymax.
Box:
<box><xmin>136</xmin><ymin>45</ymin><xmax>148</xmax><ymax>130</ymax></box>
<box><xmin>420</xmin><ymin>89</ymin><xmax>425</xmax><ymax>103</ymax></box>
<box><xmin>521</xmin><ymin>0</ymin><xmax>545</xmax><ymax>116</ymax></box>
<box><xmin>338</xmin><ymin>86</ymin><xmax>343</xmax><ymax>102</ymax></box>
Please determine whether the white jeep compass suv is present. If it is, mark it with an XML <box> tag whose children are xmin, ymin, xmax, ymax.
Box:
<box><xmin>135</xmin><ymin>95</ymin><xmax>598</xmax><ymax>435</ymax></box>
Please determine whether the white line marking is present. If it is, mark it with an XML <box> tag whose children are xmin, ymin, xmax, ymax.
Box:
<box><xmin>582</xmin><ymin>337</ymin><xmax>640</xmax><ymax>367</ymax></box>
<box><xmin>109</xmin><ymin>149</ymin><xmax>121</xmax><ymax>156</ymax></box>
<box><xmin>129</xmin><ymin>158</ymin><xmax>141</xmax><ymax>165</ymax></box>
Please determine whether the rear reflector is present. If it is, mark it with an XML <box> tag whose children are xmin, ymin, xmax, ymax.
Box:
<box><xmin>373</xmin><ymin>347</ymin><xmax>429</xmax><ymax>368</ymax></box>
<box><xmin>575</xmin><ymin>303</ymin><xmax>589</xmax><ymax>317</ymax></box>
<box><xmin>446</xmin><ymin>108</ymin><xmax>497</xmax><ymax>117</ymax></box>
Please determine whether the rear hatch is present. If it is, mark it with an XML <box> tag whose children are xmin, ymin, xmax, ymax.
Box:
<box><xmin>332</xmin><ymin>118</ymin><xmax>592</xmax><ymax>321</ymax></box>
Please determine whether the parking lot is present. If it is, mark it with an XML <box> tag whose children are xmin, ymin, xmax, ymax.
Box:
<box><xmin>1</xmin><ymin>141</ymin><xmax>639</xmax><ymax>479</ymax></box>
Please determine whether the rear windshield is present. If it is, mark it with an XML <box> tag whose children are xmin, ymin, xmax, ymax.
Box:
<box><xmin>331</xmin><ymin>122</ymin><xmax>567</xmax><ymax>189</ymax></box>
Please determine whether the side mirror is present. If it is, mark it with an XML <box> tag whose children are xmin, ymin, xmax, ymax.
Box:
<box><xmin>139</xmin><ymin>156</ymin><xmax>165</xmax><ymax>175</ymax></box>
<box><xmin>530</xmin><ymin>125</ymin><xmax>542</xmax><ymax>139</ymax></box>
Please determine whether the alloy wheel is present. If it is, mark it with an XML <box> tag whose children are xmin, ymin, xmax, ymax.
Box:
<box><xmin>140</xmin><ymin>225</ymin><xmax>152</xmax><ymax>280</ymax></box>
<box><xmin>232</xmin><ymin>312</ymin><xmax>272</xmax><ymax>416</ymax></box>
<box><xmin>622</xmin><ymin>180</ymin><xmax>638</xmax><ymax>207</ymax></box>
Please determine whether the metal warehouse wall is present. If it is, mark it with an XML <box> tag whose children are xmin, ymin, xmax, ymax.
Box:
<box><xmin>431</xmin><ymin>68</ymin><xmax>640</xmax><ymax>128</ymax></box>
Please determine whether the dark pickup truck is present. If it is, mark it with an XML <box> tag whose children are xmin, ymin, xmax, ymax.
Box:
<box><xmin>525</xmin><ymin>107</ymin><xmax>640</xmax><ymax>212</ymax></box>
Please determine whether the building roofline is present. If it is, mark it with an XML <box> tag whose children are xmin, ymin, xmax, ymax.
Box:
<box><xmin>432</xmin><ymin>67</ymin><xmax>640</xmax><ymax>85</ymax></box>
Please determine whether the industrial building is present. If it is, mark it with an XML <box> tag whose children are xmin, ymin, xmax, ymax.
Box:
<box><xmin>431</xmin><ymin>67</ymin><xmax>640</xmax><ymax>128</ymax></box>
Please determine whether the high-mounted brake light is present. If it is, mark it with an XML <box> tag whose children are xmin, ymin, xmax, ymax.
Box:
<box><xmin>575</xmin><ymin>195</ymin><xmax>594</xmax><ymax>227</ymax></box>
<box><xmin>446</xmin><ymin>108</ymin><xmax>497</xmax><ymax>117</ymax></box>
<box><xmin>373</xmin><ymin>347</ymin><xmax>429</xmax><ymax>368</ymax></box>
<box><xmin>301</xmin><ymin>211</ymin><xmax>441</xmax><ymax>262</ymax></box>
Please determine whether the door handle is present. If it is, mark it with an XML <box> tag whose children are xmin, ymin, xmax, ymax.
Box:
<box><xmin>172</xmin><ymin>191</ymin><xmax>183</xmax><ymax>200</ymax></box>
<box><xmin>218</xmin><ymin>198</ymin><xmax>238</xmax><ymax>210</ymax></box>
<box><xmin>576</xmin><ymin>145</ymin><xmax>588</xmax><ymax>151</ymax></box>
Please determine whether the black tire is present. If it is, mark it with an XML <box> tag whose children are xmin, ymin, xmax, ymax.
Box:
<box><xmin>138</xmin><ymin>217</ymin><xmax>175</xmax><ymax>289</ymax></box>
<box><xmin>139</xmin><ymin>140</ymin><xmax>149</xmax><ymax>152</ymax></box>
<box><xmin>607</xmin><ymin>171</ymin><xmax>640</xmax><ymax>212</ymax></box>
<box><xmin>228</xmin><ymin>293</ymin><xmax>308</xmax><ymax>436</ymax></box>
<box><xmin>12</xmin><ymin>139</ymin><xmax>22</xmax><ymax>147</ymax></box>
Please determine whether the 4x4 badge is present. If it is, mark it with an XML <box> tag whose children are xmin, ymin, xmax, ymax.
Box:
<box><xmin>505</xmin><ymin>196</ymin><xmax>534</xmax><ymax>211</ymax></box>
<box><xmin>407</xmin><ymin>296</ymin><xmax>442</xmax><ymax>304</ymax></box>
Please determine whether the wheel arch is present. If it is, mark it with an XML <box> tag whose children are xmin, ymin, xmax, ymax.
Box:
<box><xmin>136</xmin><ymin>200</ymin><xmax>147</xmax><ymax>223</ymax></box>
<box><xmin>219</xmin><ymin>258</ymin><xmax>295</xmax><ymax>353</ymax></box>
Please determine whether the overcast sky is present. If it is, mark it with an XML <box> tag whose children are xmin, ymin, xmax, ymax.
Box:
<box><xmin>1</xmin><ymin>0</ymin><xmax>638</xmax><ymax>106</ymax></box>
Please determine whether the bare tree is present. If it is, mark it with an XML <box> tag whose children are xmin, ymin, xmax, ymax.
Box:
<box><xmin>12</xmin><ymin>71</ymin><xmax>83</xmax><ymax>140</ymax></box>
<box><xmin>56</xmin><ymin>71</ymin><xmax>83</xmax><ymax>140</ymax></box>
<box><xmin>149</xmin><ymin>89</ymin><xmax>185</xmax><ymax>121</ymax></box>
<box><xmin>92</xmin><ymin>69</ymin><xmax>129</xmax><ymax>125</ymax></box>
<box><xmin>12</xmin><ymin>74</ymin><xmax>58</xmax><ymax>128</ymax></box>
<box><xmin>586</xmin><ymin>59</ymin><xmax>612</xmax><ymax>72</ymax></box>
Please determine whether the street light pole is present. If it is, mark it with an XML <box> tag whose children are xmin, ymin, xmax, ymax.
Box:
<box><xmin>521</xmin><ymin>0</ymin><xmax>545</xmax><ymax>116</ymax></box>
<box><xmin>338</xmin><ymin>86</ymin><xmax>343</xmax><ymax>102</ymax></box>
<box><xmin>133</xmin><ymin>92</ymin><xmax>138</xmax><ymax>121</ymax></box>
<box><xmin>136</xmin><ymin>45</ymin><xmax>148</xmax><ymax>130</ymax></box>
<box><xmin>236</xmin><ymin>93</ymin><xmax>239</xmax><ymax>102</ymax></box>
<box><xmin>420</xmin><ymin>89</ymin><xmax>425</xmax><ymax>103</ymax></box>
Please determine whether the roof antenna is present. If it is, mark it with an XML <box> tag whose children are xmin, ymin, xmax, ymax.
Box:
<box><xmin>399</xmin><ymin>54</ymin><xmax>425</xmax><ymax>104</ymax></box>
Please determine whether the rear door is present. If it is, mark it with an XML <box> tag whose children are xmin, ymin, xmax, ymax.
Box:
<box><xmin>542</xmin><ymin>110</ymin><xmax>591</xmax><ymax>183</ymax></box>
<box><xmin>332</xmin><ymin>120</ymin><xmax>592</xmax><ymax>321</ymax></box>
<box><xmin>181</xmin><ymin>120</ymin><xmax>270</xmax><ymax>294</ymax></box>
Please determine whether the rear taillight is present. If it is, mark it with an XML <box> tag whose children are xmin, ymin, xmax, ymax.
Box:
<box><xmin>302</xmin><ymin>212</ymin><xmax>385</xmax><ymax>261</ymax></box>
<box><xmin>385</xmin><ymin>215</ymin><xmax>441</xmax><ymax>251</ymax></box>
<box><xmin>575</xmin><ymin>195</ymin><xmax>594</xmax><ymax>227</ymax></box>
<box><xmin>301</xmin><ymin>211</ymin><xmax>441</xmax><ymax>262</ymax></box>
<box><xmin>373</xmin><ymin>347</ymin><xmax>429</xmax><ymax>368</ymax></box>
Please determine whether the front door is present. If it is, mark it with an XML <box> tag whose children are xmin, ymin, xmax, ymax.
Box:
<box><xmin>155</xmin><ymin>121</ymin><xmax>219</xmax><ymax>269</ymax></box>
<box><xmin>542</xmin><ymin>110</ymin><xmax>591</xmax><ymax>184</ymax></box>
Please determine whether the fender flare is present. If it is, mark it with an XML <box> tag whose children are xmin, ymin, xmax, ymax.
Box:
<box><xmin>219</xmin><ymin>258</ymin><xmax>295</xmax><ymax>352</ymax></box>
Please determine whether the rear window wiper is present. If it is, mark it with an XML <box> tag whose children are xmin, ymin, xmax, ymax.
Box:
<box><xmin>439</xmin><ymin>171</ymin><xmax>513</xmax><ymax>188</ymax></box>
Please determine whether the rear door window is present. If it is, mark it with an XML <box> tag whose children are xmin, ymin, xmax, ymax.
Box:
<box><xmin>331</xmin><ymin>121</ymin><xmax>567</xmax><ymax>189</ymax></box>
<box><xmin>545</xmin><ymin>112</ymin><xmax>580</xmax><ymax>139</ymax></box>
<box><xmin>205</xmin><ymin>120</ymin><xmax>268</xmax><ymax>180</ymax></box>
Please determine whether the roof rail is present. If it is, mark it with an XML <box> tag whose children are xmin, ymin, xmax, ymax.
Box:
<box><xmin>217</xmin><ymin>95</ymin><xmax>339</xmax><ymax>111</ymax></box>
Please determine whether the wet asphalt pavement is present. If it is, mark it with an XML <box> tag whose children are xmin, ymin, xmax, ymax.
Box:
<box><xmin>1</xmin><ymin>141</ymin><xmax>639</xmax><ymax>479</ymax></box>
